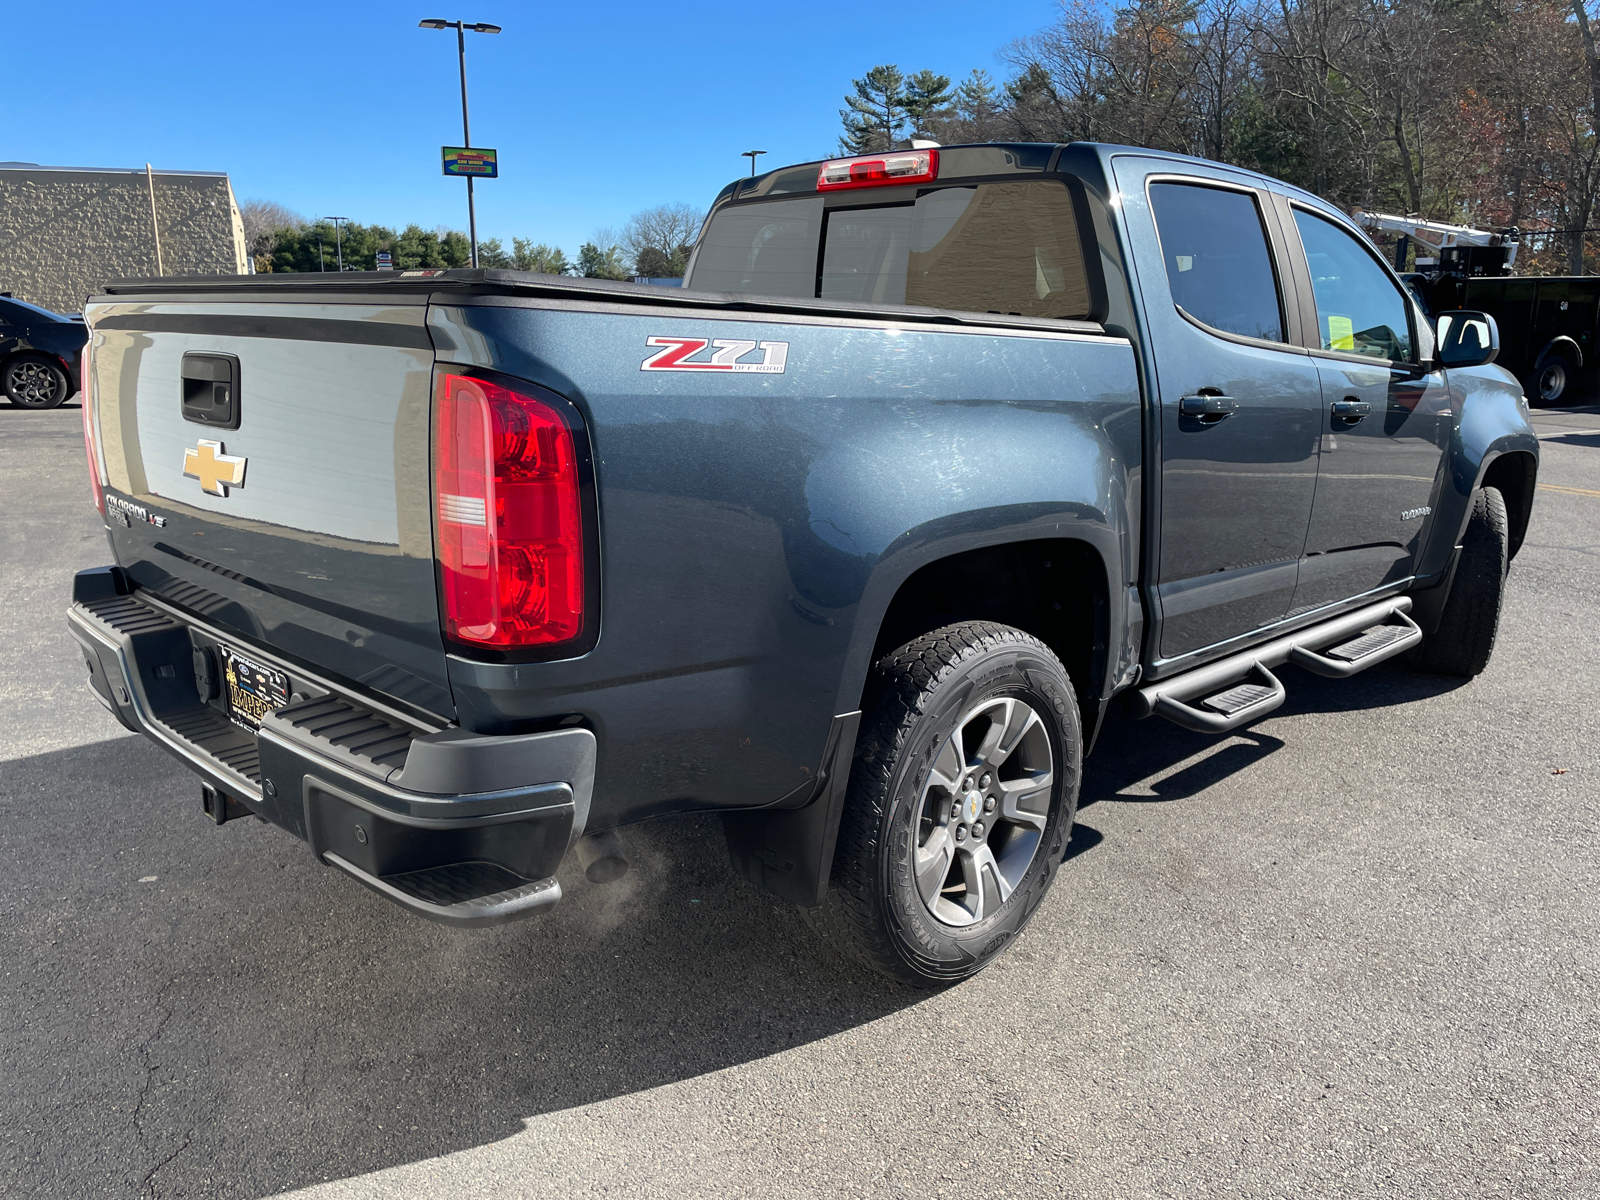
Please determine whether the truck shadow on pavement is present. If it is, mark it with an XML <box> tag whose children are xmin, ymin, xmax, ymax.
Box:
<box><xmin>0</xmin><ymin>737</ymin><xmax>915</xmax><ymax>1199</ymax></box>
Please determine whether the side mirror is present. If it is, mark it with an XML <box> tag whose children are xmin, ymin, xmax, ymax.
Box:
<box><xmin>1436</xmin><ymin>310</ymin><xmax>1499</xmax><ymax>368</ymax></box>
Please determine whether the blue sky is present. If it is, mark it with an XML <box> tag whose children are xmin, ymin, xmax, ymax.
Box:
<box><xmin>9</xmin><ymin>1</ymin><xmax>1056</xmax><ymax>252</ymax></box>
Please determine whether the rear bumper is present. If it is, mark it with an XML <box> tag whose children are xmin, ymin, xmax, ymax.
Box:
<box><xmin>67</xmin><ymin>566</ymin><xmax>594</xmax><ymax>927</ymax></box>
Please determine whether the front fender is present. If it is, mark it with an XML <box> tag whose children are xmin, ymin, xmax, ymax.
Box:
<box><xmin>1414</xmin><ymin>362</ymin><xmax>1538</xmax><ymax>583</ymax></box>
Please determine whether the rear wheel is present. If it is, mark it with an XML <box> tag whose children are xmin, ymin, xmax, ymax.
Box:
<box><xmin>807</xmin><ymin>622</ymin><xmax>1081</xmax><ymax>986</ymax></box>
<box><xmin>1412</xmin><ymin>486</ymin><xmax>1509</xmax><ymax>678</ymax></box>
<box><xmin>1533</xmin><ymin>355</ymin><xmax>1574</xmax><ymax>406</ymax></box>
<box><xmin>3</xmin><ymin>354</ymin><xmax>70</xmax><ymax>409</ymax></box>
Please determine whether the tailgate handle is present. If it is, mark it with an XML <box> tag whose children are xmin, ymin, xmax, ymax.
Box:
<box><xmin>181</xmin><ymin>353</ymin><xmax>241</xmax><ymax>430</ymax></box>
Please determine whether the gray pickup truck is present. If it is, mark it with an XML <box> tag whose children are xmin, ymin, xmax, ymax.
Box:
<box><xmin>69</xmin><ymin>142</ymin><xmax>1538</xmax><ymax>984</ymax></box>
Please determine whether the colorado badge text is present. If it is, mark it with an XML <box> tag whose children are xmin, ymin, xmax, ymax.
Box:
<box><xmin>182</xmin><ymin>439</ymin><xmax>248</xmax><ymax>497</ymax></box>
<box><xmin>105</xmin><ymin>494</ymin><xmax>167</xmax><ymax>528</ymax></box>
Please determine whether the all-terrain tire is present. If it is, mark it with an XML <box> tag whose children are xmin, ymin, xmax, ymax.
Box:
<box><xmin>1413</xmin><ymin>486</ymin><xmax>1509</xmax><ymax>678</ymax></box>
<box><xmin>806</xmin><ymin>622</ymin><xmax>1081</xmax><ymax>986</ymax></box>
<box><xmin>3</xmin><ymin>354</ymin><xmax>70</xmax><ymax>409</ymax></box>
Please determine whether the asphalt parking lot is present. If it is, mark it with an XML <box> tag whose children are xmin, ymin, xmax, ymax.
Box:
<box><xmin>2</xmin><ymin>400</ymin><xmax>1597</xmax><ymax>1200</ymax></box>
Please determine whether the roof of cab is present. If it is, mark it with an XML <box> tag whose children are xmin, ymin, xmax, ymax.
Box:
<box><xmin>718</xmin><ymin>140</ymin><xmax>1345</xmax><ymax>226</ymax></box>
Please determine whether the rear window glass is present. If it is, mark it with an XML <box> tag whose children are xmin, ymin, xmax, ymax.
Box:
<box><xmin>821</xmin><ymin>207</ymin><xmax>912</xmax><ymax>304</ymax></box>
<box><xmin>682</xmin><ymin>198</ymin><xmax>822</xmax><ymax>299</ymax></box>
<box><xmin>687</xmin><ymin>181</ymin><xmax>1093</xmax><ymax>320</ymax></box>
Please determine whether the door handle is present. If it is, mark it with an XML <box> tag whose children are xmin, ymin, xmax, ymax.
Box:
<box><xmin>1178</xmin><ymin>394</ymin><xmax>1238</xmax><ymax>419</ymax></box>
<box><xmin>1332</xmin><ymin>398</ymin><xmax>1371</xmax><ymax>423</ymax></box>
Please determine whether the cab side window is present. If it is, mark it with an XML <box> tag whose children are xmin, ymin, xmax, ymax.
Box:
<box><xmin>1293</xmin><ymin>209</ymin><xmax>1413</xmax><ymax>362</ymax></box>
<box><xmin>1148</xmin><ymin>182</ymin><xmax>1284</xmax><ymax>342</ymax></box>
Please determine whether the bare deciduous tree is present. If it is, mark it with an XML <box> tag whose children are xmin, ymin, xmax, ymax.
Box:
<box><xmin>239</xmin><ymin>200</ymin><xmax>303</xmax><ymax>240</ymax></box>
<box><xmin>978</xmin><ymin>0</ymin><xmax>1597</xmax><ymax>264</ymax></box>
<box><xmin>621</xmin><ymin>204</ymin><xmax>702</xmax><ymax>277</ymax></box>
<box><xmin>239</xmin><ymin>199</ymin><xmax>305</xmax><ymax>267</ymax></box>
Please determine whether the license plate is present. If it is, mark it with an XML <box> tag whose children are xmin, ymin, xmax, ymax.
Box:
<box><xmin>219</xmin><ymin>645</ymin><xmax>290</xmax><ymax>730</ymax></box>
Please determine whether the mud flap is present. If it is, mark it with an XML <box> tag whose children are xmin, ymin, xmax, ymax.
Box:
<box><xmin>722</xmin><ymin>711</ymin><xmax>862</xmax><ymax>908</ymax></box>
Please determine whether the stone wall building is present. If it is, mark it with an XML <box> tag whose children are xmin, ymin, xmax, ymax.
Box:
<box><xmin>0</xmin><ymin>163</ymin><xmax>248</xmax><ymax>314</ymax></box>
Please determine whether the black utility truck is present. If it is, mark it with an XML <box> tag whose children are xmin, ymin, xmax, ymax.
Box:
<box><xmin>1357</xmin><ymin>210</ymin><xmax>1598</xmax><ymax>404</ymax></box>
<box><xmin>1426</xmin><ymin>274</ymin><xmax>1599</xmax><ymax>405</ymax></box>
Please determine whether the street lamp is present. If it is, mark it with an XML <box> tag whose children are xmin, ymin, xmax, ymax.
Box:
<box><xmin>741</xmin><ymin>149</ymin><xmax>767</xmax><ymax>176</ymax></box>
<box><xmin>419</xmin><ymin>18</ymin><xmax>502</xmax><ymax>268</ymax></box>
<box><xmin>324</xmin><ymin>216</ymin><xmax>350</xmax><ymax>271</ymax></box>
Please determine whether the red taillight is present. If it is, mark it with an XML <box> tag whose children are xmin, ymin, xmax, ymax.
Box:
<box><xmin>433</xmin><ymin>372</ymin><xmax>584</xmax><ymax>648</ymax></box>
<box><xmin>817</xmin><ymin>149</ymin><xmax>938</xmax><ymax>191</ymax></box>
<box><xmin>80</xmin><ymin>340</ymin><xmax>105</xmax><ymax>515</ymax></box>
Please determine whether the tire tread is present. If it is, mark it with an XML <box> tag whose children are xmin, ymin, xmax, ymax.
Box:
<box><xmin>806</xmin><ymin>621</ymin><xmax>1078</xmax><ymax>984</ymax></box>
<box><xmin>1415</xmin><ymin>486</ymin><xmax>1508</xmax><ymax>678</ymax></box>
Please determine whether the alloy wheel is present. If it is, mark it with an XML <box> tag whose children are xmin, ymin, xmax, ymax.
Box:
<box><xmin>912</xmin><ymin>695</ymin><xmax>1054</xmax><ymax>927</ymax></box>
<box><xmin>8</xmin><ymin>361</ymin><xmax>62</xmax><ymax>406</ymax></box>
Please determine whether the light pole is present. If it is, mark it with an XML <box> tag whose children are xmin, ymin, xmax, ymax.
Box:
<box><xmin>325</xmin><ymin>216</ymin><xmax>350</xmax><ymax>271</ymax></box>
<box><xmin>419</xmin><ymin>18</ymin><xmax>501</xmax><ymax>268</ymax></box>
<box><xmin>741</xmin><ymin>149</ymin><xmax>767</xmax><ymax>176</ymax></box>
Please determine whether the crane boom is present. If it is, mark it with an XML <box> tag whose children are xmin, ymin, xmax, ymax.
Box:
<box><xmin>1351</xmin><ymin>210</ymin><xmax>1518</xmax><ymax>273</ymax></box>
<box><xmin>1353</xmin><ymin>210</ymin><xmax>1515</xmax><ymax>249</ymax></box>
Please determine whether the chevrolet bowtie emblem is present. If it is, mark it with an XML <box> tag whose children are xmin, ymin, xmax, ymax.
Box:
<box><xmin>182</xmin><ymin>439</ymin><xmax>247</xmax><ymax>497</ymax></box>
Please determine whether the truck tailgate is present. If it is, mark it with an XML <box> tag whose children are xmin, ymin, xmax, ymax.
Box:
<box><xmin>85</xmin><ymin>298</ymin><xmax>451</xmax><ymax>718</ymax></box>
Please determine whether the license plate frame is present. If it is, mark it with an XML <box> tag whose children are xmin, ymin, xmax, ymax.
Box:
<box><xmin>219</xmin><ymin>643</ymin><xmax>291</xmax><ymax>731</ymax></box>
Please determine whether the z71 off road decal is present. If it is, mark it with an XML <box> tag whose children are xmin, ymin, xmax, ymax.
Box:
<box><xmin>640</xmin><ymin>336</ymin><xmax>789</xmax><ymax>374</ymax></box>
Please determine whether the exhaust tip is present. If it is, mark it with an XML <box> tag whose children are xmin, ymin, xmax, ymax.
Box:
<box><xmin>575</xmin><ymin>829</ymin><xmax>628</xmax><ymax>884</ymax></box>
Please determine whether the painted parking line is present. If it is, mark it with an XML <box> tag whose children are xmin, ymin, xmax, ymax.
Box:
<box><xmin>1539</xmin><ymin>483</ymin><xmax>1600</xmax><ymax>498</ymax></box>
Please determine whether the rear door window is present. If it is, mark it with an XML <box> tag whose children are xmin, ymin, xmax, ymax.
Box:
<box><xmin>1148</xmin><ymin>182</ymin><xmax>1284</xmax><ymax>343</ymax></box>
<box><xmin>690</xmin><ymin>181</ymin><xmax>1094</xmax><ymax>319</ymax></box>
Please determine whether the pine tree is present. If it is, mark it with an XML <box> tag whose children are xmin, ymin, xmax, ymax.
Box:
<box><xmin>393</xmin><ymin>224</ymin><xmax>446</xmax><ymax>270</ymax></box>
<box><xmin>477</xmin><ymin>237</ymin><xmax>512</xmax><ymax>268</ymax></box>
<box><xmin>512</xmin><ymin>239</ymin><xmax>573</xmax><ymax>275</ymax></box>
<box><xmin>903</xmin><ymin>70</ymin><xmax>954</xmax><ymax>141</ymax></box>
<box><xmin>577</xmin><ymin>241</ymin><xmax>629</xmax><ymax>279</ymax></box>
<box><xmin>953</xmin><ymin>69</ymin><xmax>1005</xmax><ymax>141</ymax></box>
<box><xmin>439</xmin><ymin>230</ymin><xmax>472</xmax><ymax>268</ymax></box>
<box><xmin>839</xmin><ymin>65</ymin><xmax>907</xmax><ymax>153</ymax></box>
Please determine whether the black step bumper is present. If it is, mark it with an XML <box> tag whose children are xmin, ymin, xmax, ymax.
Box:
<box><xmin>66</xmin><ymin>566</ymin><xmax>593</xmax><ymax>927</ymax></box>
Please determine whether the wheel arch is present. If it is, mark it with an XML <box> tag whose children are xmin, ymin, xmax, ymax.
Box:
<box><xmin>1410</xmin><ymin>363</ymin><xmax>1536</xmax><ymax>629</ymax></box>
<box><xmin>1479</xmin><ymin>449</ymin><xmax>1537</xmax><ymax>560</ymax></box>
<box><xmin>863</xmin><ymin>537</ymin><xmax>1113</xmax><ymax>719</ymax></box>
<box><xmin>1534</xmin><ymin>336</ymin><xmax>1582</xmax><ymax>371</ymax></box>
